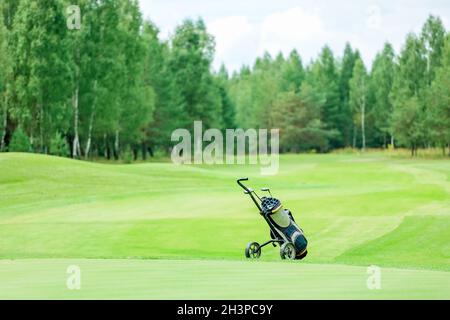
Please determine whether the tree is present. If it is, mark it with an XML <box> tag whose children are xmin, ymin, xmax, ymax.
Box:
<box><xmin>216</xmin><ymin>65</ymin><xmax>236</xmax><ymax>129</ymax></box>
<box><xmin>168</xmin><ymin>18</ymin><xmax>221</xmax><ymax>130</ymax></box>
<box><xmin>229</xmin><ymin>66</ymin><xmax>253</xmax><ymax>129</ymax></box>
<box><xmin>114</xmin><ymin>0</ymin><xmax>155</xmax><ymax>158</ymax></box>
<box><xmin>78</xmin><ymin>0</ymin><xmax>124</xmax><ymax>159</ymax></box>
<box><xmin>0</xmin><ymin>12</ymin><xmax>10</xmax><ymax>151</ymax></box>
<box><xmin>349</xmin><ymin>58</ymin><xmax>369</xmax><ymax>150</ymax></box>
<box><xmin>370</xmin><ymin>43</ymin><xmax>396</xmax><ymax>147</ymax></box>
<box><xmin>0</xmin><ymin>1</ymin><xmax>19</xmax><ymax>151</ymax></box>
<box><xmin>9</xmin><ymin>127</ymin><xmax>31</xmax><ymax>152</ymax></box>
<box><xmin>339</xmin><ymin>43</ymin><xmax>360</xmax><ymax>147</ymax></box>
<box><xmin>142</xmin><ymin>21</ymin><xmax>177</xmax><ymax>154</ymax></box>
<box><xmin>50</xmin><ymin>131</ymin><xmax>69</xmax><ymax>157</ymax></box>
<box><xmin>427</xmin><ymin>34</ymin><xmax>450</xmax><ymax>155</ymax></box>
<box><xmin>250</xmin><ymin>52</ymin><xmax>279</xmax><ymax>129</ymax></box>
<box><xmin>279</xmin><ymin>49</ymin><xmax>304</xmax><ymax>93</ymax></box>
<box><xmin>271</xmin><ymin>83</ymin><xmax>335</xmax><ymax>152</ymax></box>
<box><xmin>421</xmin><ymin>15</ymin><xmax>446</xmax><ymax>86</ymax></box>
<box><xmin>11</xmin><ymin>0</ymin><xmax>72</xmax><ymax>153</ymax></box>
<box><xmin>64</xmin><ymin>0</ymin><xmax>91</xmax><ymax>158</ymax></box>
<box><xmin>390</xmin><ymin>33</ymin><xmax>427</xmax><ymax>155</ymax></box>
<box><xmin>391</xmin><ymin>95</ymin><xmax>424</xmax><ymax>156</ymax></box>
<box><xmin>310</xmin><ymin>46</ymin><xmax>342</xmax><ymax>148</ymax></box>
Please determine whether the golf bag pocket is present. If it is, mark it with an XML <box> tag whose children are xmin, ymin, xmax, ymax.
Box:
<box><xmin>284</xmin><ymin>224</ymin><xmax>308</xmax><ymax>253</ymax></box>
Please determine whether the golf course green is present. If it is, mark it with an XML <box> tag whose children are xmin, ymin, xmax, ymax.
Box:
<box><xmin>0</xmin><ymin>152</ymin><xmax>449</xmax><ymax>299</ymax></box>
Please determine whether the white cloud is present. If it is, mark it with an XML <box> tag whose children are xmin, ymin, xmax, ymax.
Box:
<box><xmin>207</xmin><ymin>6</ymin><xmax>330</xmax><ymax>70</ymax></box>
<box><xmin>208</xmin><ymin>16</ymin><xmax>257</xmax><ymax>70</ymax></box>
<box><xmin>139</xmin><ymin>0</ymin><xmax>450</xmax><ymax>72</ymax></box>
<box><xmin>258</xmin><ymin>6</ymin><xmax>327</xmax><ymax>57</ymax></box>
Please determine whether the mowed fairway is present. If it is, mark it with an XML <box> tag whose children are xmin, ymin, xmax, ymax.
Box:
<box><xmin>0</xmin><ymin>152</ymin><xmax>449</xmax><ymax>299</ymax></box>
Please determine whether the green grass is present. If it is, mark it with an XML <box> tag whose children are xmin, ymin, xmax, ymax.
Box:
<box><xmin>0</xmin><ymin>152</ymin><xmax>449</xmax><ymax>299</ymax></box>
<box><xmin>1</xmin><ymin>259</ymin><xmax>449</xmax><ymax>299</ymax></box>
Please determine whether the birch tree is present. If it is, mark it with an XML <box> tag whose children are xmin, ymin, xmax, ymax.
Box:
<box><xmin>370</xmin><ymin>43</ymin><xmax>395</xmax><ymax>148</ymax></box>
<box><xmin>11</xmin><ymin>0</ymin><xmax>72</xmax><ymax>152</ymax></box>
<box><xmin>0</xmin><ymin>13</ymin><xmax>10</xmax><ymax>150</ymax></box>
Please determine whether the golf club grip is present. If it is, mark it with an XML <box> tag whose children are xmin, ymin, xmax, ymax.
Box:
<box><xmin>237</xmin><ymin>178</ymin><xmax>249</xmax><ymax>191</ymax></box>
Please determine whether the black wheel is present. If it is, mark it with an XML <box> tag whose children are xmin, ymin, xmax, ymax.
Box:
<box><xmin>245</xmin><ymin>242</ymin><xmax>261</xmax><ymax>259</ymax></box>
<box><xmin>280</xmin><ymin>242</ymin><xmax>296</xmax><ymax>260</ymax></box>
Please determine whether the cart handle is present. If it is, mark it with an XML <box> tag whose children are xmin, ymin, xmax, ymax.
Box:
<box><xmin>237</xmin><ymin>177</ymin><xmax>250</xmax><ymax>192</ymax></box>
<box><xmin>237</xmin><ymin>178</ymin><xmax>262</xmax><ymax>212</ymax></box>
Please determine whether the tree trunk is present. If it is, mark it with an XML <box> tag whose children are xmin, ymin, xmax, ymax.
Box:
<box><xmin>85</xmin><ymin>81</ymin><xmax>97</xmax><ymax>160</ymax></box>
<box><xmin>85</xmin><ymin>111</ymin><xmax>94</xmax><ymax>160</ymax></box>
<box><xmin>103</xmin><ymin>134</ymin><xmax>108</xmax><ymax>159</ymax></box>
<box><xmin>72</xmin><ymin>85</ymin><xmax>81</xmax><ymax>158</ymax></box>
<box><xmin>114</xmin><ymin>129</ymin><xmax>120</xmax><ymax>160</ymax></box>
<box><xmin>148</xmin><ymin>145</ymin><xmax>154</xmax><ymax>157</ymax></box>
<box><xmin>141</xmin><ymin>143</ymin><xmax>147</xmax><ymax>160</ymax></box>
<box><xmin>391</xmin><ymin>135</ymin><xmax>395</xmax><ymax>149</ymax></box>
<box><xmin>352</xmin><ymin>125</ymin><xmax>357</xmax><ymax>149</ymax></box>
<box><xmin>39</xmin><ymin>103</ymin><xmax>44</xmax><ymax>153</ymax></box>
<box><xmin>0</xmin><ymin>94</ymin><xmax>7</xmax><ymax>151</ymax></box>
<box><xmin>361</xmin><ymin>101</ymin><xmax>366</xmax><ymax>151</ymax></box>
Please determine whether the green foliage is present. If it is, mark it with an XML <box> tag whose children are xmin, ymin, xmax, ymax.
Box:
<box><xmin>168</xmin><ymin>18</ymin><xmax>221</xmax><ymax>129</ymax></box>
<box><xmin>349</xmin><ymin>58</ymin><xmax>368</xmax><ymax>149</ymax></box>
<box><xmin>391</xmin><ymin>95</ymin><xmax>424</xmax><ymax>154</ymax></box>
<box><xmin>11</xmin><ymin>0</ymin><xmax>72</xmax><ymax>152</ymax></box>
<box><xmin>370</xmin><ymin>43</ymin><xmax>395</xmax><ymax>145</ymax></box>
<box><xmin>0</xmin><ymin>11</ymin><xmax>10</xmax><ymax>151</ymax></box>
<box><xmin>9</xmin><ymin>127</ymin><xmax>31</xmax><ymax>152</ymax></box>
<box><xmin>339</xmin><ymin>43</ymin><xmax>360</xmax><ymax>145</ymax></box>
<box><xmin>427</xmin><ymin>34</ymin><xmax>450</xmax><ymax>152</ymax></box>
<box><xmin>271</xmin><ymin>84</ymin><xmax>336</xmax><ymax>152</ymax></box>
<box><xmin>121</xmin><ymin>147</ymin><xmax>133</xmax><ymax>164</ymax></box>
<box><xmin>0</xmin><ymin>4</ymin><xmax>447</xmax><ymax>157</ymax></box>
<box><xmin>389</xmin><ymin>31</ymin><xmax>430</xmax><ymax>154</ymax></box>
<box><xmin>50</xmin><ymin>132</ymin><xmax>69</xmax><ymax>157</ymax></box>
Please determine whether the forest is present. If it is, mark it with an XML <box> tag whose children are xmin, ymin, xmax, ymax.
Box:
<box><xmin>0</xmin><ymin>0</ymin><xmax>449</xmax><ymax>159</ymax></box>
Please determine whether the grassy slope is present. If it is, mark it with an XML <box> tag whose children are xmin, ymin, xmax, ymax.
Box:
<box><xmin>0</xmin><ymin>152</ymin><xmax>449</xmax><ymax>299</ymax></box>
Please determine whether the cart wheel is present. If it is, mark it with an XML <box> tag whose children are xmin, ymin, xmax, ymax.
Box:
<box><xmin>280</xmin><ymin>242</ymin><xmax>296</xmax><ymax>260</ymax></box>
<box><xmin>245</xmin><ymin>242</ymin><xmax>261</xmax><ymax>259</ymax></box>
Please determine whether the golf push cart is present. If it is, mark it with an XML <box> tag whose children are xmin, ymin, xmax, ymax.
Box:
<box><xmin>237</xmin><ymin>178</ymin><xmax>308</xmax><ymax>260</ymax></box>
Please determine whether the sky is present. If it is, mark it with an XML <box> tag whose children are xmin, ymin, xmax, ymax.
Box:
<box><xmin>138</xmin><ymin>0</ymin><xmax>450</xmax><ymax>72</ymax></box>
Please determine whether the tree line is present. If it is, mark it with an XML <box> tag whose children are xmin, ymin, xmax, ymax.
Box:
<box><xmin>0</xmin><ymin>0</ymin><xmax>448</xmax><ymax>159</ymax></box>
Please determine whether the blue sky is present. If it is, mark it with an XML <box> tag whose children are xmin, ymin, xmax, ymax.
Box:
<box><xmin>138</xmin><ymin>0</ymin><xmax>449</xmax><ymax>72</ymax></box>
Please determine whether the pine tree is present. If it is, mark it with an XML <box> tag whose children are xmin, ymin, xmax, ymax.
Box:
<box><xmin>309</xmin><ymin>46</ymin><xmax>341</xmax><ymax>147</ymax></box>
<box><xmin>349</xmin><ymin>58</ymin><xmax>369</xmax><ymax>150</ymax></box>
<box><xmin>216</xmin><ymin>65</ymin><xmax>236</xmax><ymax>129</ymax></box>
<box><xmin>142</xmin><ymin>21</ymin><xmax>177</xmax><ymax>153</ymax></box>
<box><xmin>168</xmin><ymin>18</ymin><xmax>221</xmax><ymax>130</ymax></box>
<box><xmin>279</xmin><ymin>49</ymin><xmax>304</xmax><ymax>93</ymax></box>
<box><xmin>9</xmin><ymin>127</ymin><xmax>31</xmax><ymax>152</ymax></box>
<box><xmin>339</xmin><ymin>43</ymin><xmax>360</xmax><ymax>147</ymax></box>
<box><xmin>390</xmin><ymin>33</ymin><xmax>427</xmax><ymax>155</ymax></box>
<box><xmin>427</xmin><ymin>34</ymin><xmax>450</xmax><ymax>155</ymax></box>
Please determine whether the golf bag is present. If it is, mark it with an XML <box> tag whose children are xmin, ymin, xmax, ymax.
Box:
<box><xmin>237</xmin><ymin>178</ymin><xmax>308</xmax><ymax>260</ymax></box>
